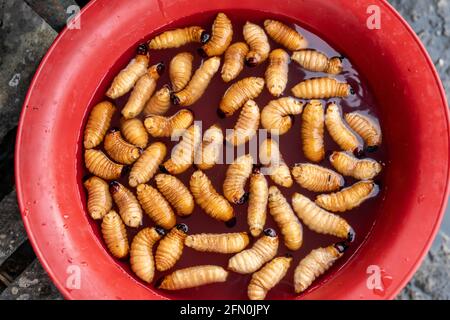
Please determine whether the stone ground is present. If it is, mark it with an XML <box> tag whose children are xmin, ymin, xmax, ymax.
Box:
<box><xmin>0</xmin><ymin>0</ymin><xmax>448</xmax><ymax>300</ymax></box>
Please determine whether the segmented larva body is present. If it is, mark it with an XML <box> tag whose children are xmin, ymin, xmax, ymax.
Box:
<box><xmin>196</xmin><ymin>124</ymin><xmax>224</xmax><ymax>170</ymax></box>
<box><xmin>104</xmin><ymin>129</ymin><xmax>140</xmax><ymax>165</ymax></box>
<box><xmin>129</xmin><ymin>142</ymin><xmax>167</xmax><ymax>188</ymax></box>
<box><xmin>315</xmin><ymin>180</ymin><xmax>378</xmax><ymax>212</ymax></box>
<box><xmin>120</xmin><ymin>118</ymin><xmax>149</xmax><ymax>149</ymax></box>
<box><xmin>259</xmin><ymin>138</ymin><xmax>293</xmax><ymax>188</ymax></box>
<box><xmin>158</xmin><ymin>265</ymin><xmax>228</xmax><ymax>290</ymax></box>
<box><xmin>84</xmin><ymin>101</ymin><xmax>116</xmax><ymax>149</ymax></box>
<box><xmin>148</xmin><ymin>26</ymin><xmax>209</xmax><ymax>49</ymax></box>
<box><xmin>291</xmin><ymin>77</ymin><xmax>352</xmax><ymax>99</ymax></box>
<box><xmin>268</xmin><ymin>186</ymin><xmax>303</xmax><ymax>251</ymax></box>
<box><xmin>261</xmin><ymin>97</ymin><xmax>304</xmax><ymax>135</ymax></box>
<box><xmin>185</xmin><ymin>232</ymin><xmax>250</xmax><ymax>254</ymax></box>
<box><xmin>121</xmin><ymin>63</ymin><xmax>164</xmax><ymax>119</ymax></box>
<box><xmin>325</xmin><ymin>103</ymin><xmax>362</xmax><ymax>154</ymax></box>
<box><xmin>171</xmin><ymin>57</ymin><xmax>221</xmax><ymax>106</ymax></box>
<box><xmin>248</xmin><ymin>256</ymin><xmax>292</xmax><ymax>300</ymax></box>
<box><xmin>223</xmin><ymin>154</ymin><xmax>253</xmax><ymax>204</ymax></box>
<box><xmin>144</xmin><ymin>109</ymin><xmax>194</xmax><ymax>138</ymax></box>
<box><xmin>169</xmin><ymin>52</ymin><xmax>194</xmax><ymax>92</ymax></box>
<box><xmin>155</xmin><ymin>173</ymin><xmax>194</xmax><ymax>217</ymax></box>
<box><xmin>291</xmin><ymin>163</ymin><xmax>344</xmax><ymax>193</ymax></box>
<box><xmin>247</xmin><ymin>171</ymin><xmax>268</xmax><ymax>237</ymax></box>
<box><xmin>136</xmin><ymin>184</ymin><xmax>176</xmax><ymax>229</ymax></box>
<box><xmin>143</xmin><ymin>86</ymin><xmax>171</xmax><ymax>116</ymax></box>
<box><xmin>189</xmin><ymin>170</ymin><xmax>234</xmax><ymax>223</ymax></box>
<box><xmin>345</xmin><ymin>112</ymin><xmax>382</xmax><ymax>150</ymax></box>
<box><xmin>101</xmin><ymin>210</ymin><xmax>129</xmax><ymax>259</ymax></box>
<box><xmin>84</xmin><ymin>176</ymin><xmax>112</xmax><ymax>220</ymax></box>
<box><xmin>330</xmin><ymin>151</ymin><xmax>382</xmax><ymax>180</ymax></box>
<box><xmin>301</xmin><ymin>100</ymin><xmax>325</xmax><ymax>163</ymax></box>
<box><xmin>200</xmin><ymin>13</ymin><xmax>233</xmax><ymax>57</ymax></box>
<box><xmin>225</xmin><ymin>100</ymin><xmax>260</xmax><ymax>146</ymax></box>
<box><xmin>221</xmin><ymin>42</ymin><xmax>249</xmax><ymax>82</ymax></box>
<box><xmin>130</xmin><ymin>227</ymin><xmax>165</xmax><ymax>283</ymax></box>
<box><xmin>264</xmin><ymin>19</ymin><xmax>308</xmax><ymax>51</ymax></box>
<box><xmin>106</xmin><ymin>48</ymin><xmax>149</xmax><ymax>99</ymax></box>
<box><xmin>265</xmin><ymin>49</ymin><xmax>290</xmax><ymax>97</ymax></box>
<box><xmin>162</xmin><ymin>124</ymin><xmax>201</xmax><ymax>175</ymax></box>
<box><xmin>292</xmin><ymin>193</ymin><xmax>354</xmax><ymax>240</ymax></box>
<box><xmin>110</xmin><ymin>181</ymin><xmax>143</xmax><ymax>228</ymax></box>
<box><xmin>243</xmin><ymin>22</ymin><xmax>270</xmax><ymax>66</ymax></box>
<box><xmin>228</xmin><ymin>230</ymin><xmax>278</xmax><ymax>274</ymax></box>
<box><xmin>294</xmin><ymin>244</ymin><xmax>345</xmax><ymax>294</ymax></box>
<box><xmin>219</xmin><ymin>77</ymin><xmax>265</xmax><ymax>117</ymax></box>
<box><xmin>155</xmin><ymin>224</ymin><xmax>188</xmax><ymax>272</ymax></box>
<box><xmin>84</xmin><ymin>149</ymin><xmax>123</xmax><ymax>180</ymax></box>
<box><xmin>291</xmin><ymin>49</ymin><xmax>343</xmax><ymax>75</ymax></box>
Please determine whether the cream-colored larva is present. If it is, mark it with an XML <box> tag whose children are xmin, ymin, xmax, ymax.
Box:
<box><xmin>225</xmin><ymin>100</ymin><xmax>260</xmax><ymax>146</ymax></box>
<box><xmin>260</xmin><ymin>97</ymin><xmax>304</xmax><ymax>135</ymax></box>
<box><xmin>291</xmin><ymin>163</ymin><xmax>344</xmax><ymax>192</ymax></box>
<box><xmin>301</xmin><ymin>100</ymin><xmax>325</xmax><ymax>163</ymax></box>
<box><xmin>291</xmin><ymin>49</ymin><xmax>343</xmax><ymax>74</ymax></box>
<box><xmin>265</xmin><ymin>49</ymin><xmax>290</xmax><ymax>97</ymax></box>
<box><xmin>196</xmin><ymin>124</ymin><xmax>224</xmax><ymax>171</ymax></box>
<box><xmin>243</xmin><ymin>21</ymin><xmax>270</xmax><ymax>66</ymax></box>
<box><xmin>329</xmin><ymin>151</ymin><xmax>382</xmax><ymax>180</ymax></box>
<box><xmin>259</xmin><ymin>138</ymin><xmax>293</xmax><ymax>188</ymax></box>
<box><xmin>223</xmin><ymin>154</ymin><xmax>253</xmax><ymax>204</ymax></box>
<box><xmin>247</xmin><ymin>170</ymin><xmax>268</xmax><ymax>237</ymax></box>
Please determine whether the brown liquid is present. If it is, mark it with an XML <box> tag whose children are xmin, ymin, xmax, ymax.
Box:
<box><xmin>79</xmin><ymin>10</ymin><xmax>387</xmax><ymax>300</ymax></box>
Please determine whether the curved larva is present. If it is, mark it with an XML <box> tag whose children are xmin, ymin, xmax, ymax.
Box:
<box><xmin>106</xmin><ymin>47</ymin><xmax>149</xmax><ymax>99</ymax></box>
<box><xmin>265</xmin><ymin>49</ymin><xmax>290</xmax><ymax>97</ymax></box>
<box><xmin>169</xmin><ymin>52</ymin><xmax>194</xmax><ymax>92</ymax></box>
<box><xmin>261</xmin><ymin>97</ymin><xmax>303</xmax><ymax>135</ymax></box>
<box><xmin>196</xmin><ymin>124</ymin><xmax>224</xmax><ymax>170</ymax></box>
<box><xmin>325</xmin><ymin>103</ymin><xmax>363</xmax><ymax>154</ymax></box>
<box><xmin>294</xmin><ymin>243</ymin><xmax>346</xmax><ymax>294</ymax></box>
<box><xmin>330</xmin><ymin>151</ymin><xmax>382</xmax><ymax>180</ymax></box>
<box><xmin>84</xmin><ymin>149</ymin><xmax>123</xmax><ymax>180</ymax></box>
<box><xmin>129</xmin><ymin>142</ymin><xmax>167</xmax><ymax>188</ymax></box>
<box><xmin>228</xmin><ymin>229</ymin><xmax>278</xmax><ymax>274</ymax></box>
<box><xmin>248</xmin><ymin>256</ymin><xmax>292</xmax><ymax>300</ymax></box>
<box><xmin>243</xmin><ymin>22</ymin><xmax>270</xmax><ymax>66</ymax></box>
<box><xmin>219</xmin><ymin>77</ymin><xmax>265</xmax><ymax>117</ymax></box>
<box><xmin>120</xmin><ymin>118</ymin><xmax>148</xmax><ymax>149</ymax></box>
<box><xmin>136</xmin><ymin>184</ymin><xmax>176</xmax><ymax>229</ymax></box>
<box><xmin>158</xmin><ymin>265</ymin><xmax>228</xmax><ymax>290</ymax></box>
<box><xmin>162</xmin><ymin>124</ymin><xmax>201</xmax><ymax>175</ymax></box>
<box><xmin>143</xmin><ymin>85</ymin><xmax>171</xmax><ymax>116</ymax></box>
<box><xmin>121</xmin><ymin>62</ymin><xmax>164</xmax><ymax>119</ymax></box>
<box><xmin>223</xmin><ymin>154</ymin><xmax>253</xmax><ymax>204</ymax></box>
<box><xmin>291</xmin><ymin>77</ymin><xmax>352</xmax><ymax>99</ymax></box>
<box><xmin>291</xmin><ymin>163</ymin><xmax>344</xmax><ymax>192</ymax></box>
<box><xmin>292</xmin><ymin>193</ymin><xmax>354</xmax><ymax>240</ymax></box>
<box><xmin>200</xmin><ymin>13</ymin><xmax>233</xmax><ymax>57</ymax></box>
<box><xmin>344</xmin><ymin>112</ymin><xmax>382</xmax><ymax>151</ymax></box>
<box><xmin>301</xmin><ymin>100</ymin><xmax>325</xmax><ymax>162</ymax></box>
<box><xmin>83</xmin><ymin>176</ymin><xmax>112</xmax><ymax>220</ymax></box>
<box><xmin>155</xmin><ymin>173</ymin><xmax>194</xmax><ymax>217</ymax></box>
<box><xmin>315</xmin><ymin>180</ymin><xmax>378</xmax><ymax>212</ymax></box>
<box><xmin>101</xmin><ymin>210</ymin><xmax>129</xmax><ymax>259</ymax></box>
<box><xmin>130</xmin><ymin>227</ymin><xmax>165</xmax><ymax>283</ymax></box>
<box><xmin>259</xmin><ymin>138</ymin><xmax>293</xmax><ymax>188</ymax></box>
<box><xmin>291</xmin><ymin>49</ymin><xmax>343</xmax><ymax>74</ymax></box>
<box><xmin>189</xmin><ymin>170</ymin><xmax>234</xmax><ymax>223</ymax></box>
<box><xmin>109</xmin><ymin>181</ymin><xmax>143</xmax><ymax>228</ymax></box>
<box><xmin>171</xmin><ymin>57</ymin><xmax>221</xmax><ymax>106</ymax></box>
<box><xmin>264</xmin><ymin>19</ymin><xmax>308</xmax><ymax>51</ymax></box>
<box><xmin>144</xmin><ymin>109</ymin><xmax>194</xmax><ymax>138</ymax></box>
<box><xmin>185</xmin><ymin>232</ymin><xmax>250</xmax><ymax>254</ymax></box>
<box><xmin>268</xmin><ymin>186</ymin><xmax>303</xmax><ymax>251</ymax></box>
<box><xmin>148</xmin><ymin>26</ymin><xmax>209</xmax><ymax>49</ymax></box>
<box><xmin>84</xmin><ymin>101</ymin><xmax>116</xmax><ymax>149</ymax></box>
<box><xmin>155</xmin><ymin>224</ymin><xmax>188</xmax><ymax>272</ymax></box>
<box><xmin>247</xmin><ymin>171</ymin><xmax>268</xmax><ymax>237</ymax></box>
<box><xmin>225</xmin><ymin>100</ymin><xmax>260</xmax><ymax>146</ymax></box>
<box><xmin>104</xmin><ymin>129</ymin><xmax>140</xmax><ymax>165</ymax></box>
<box><xmin>221</xmin><ymin>42</ymin><xmax>249</xmax><ymax>82</ymax></box>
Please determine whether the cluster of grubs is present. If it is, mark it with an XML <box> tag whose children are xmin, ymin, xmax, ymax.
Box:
<box><xmin>83</xmin><ymin>13</ymin><xmax>383</xmax><ymax>300</ymax></box>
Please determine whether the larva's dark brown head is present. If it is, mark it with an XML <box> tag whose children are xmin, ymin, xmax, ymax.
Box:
<box><xmin>216</xmin><ymin>108</ymin><xmax>226</xmax><ymax>119</ymax></box>
<box><xmin>109</xmin><ymin>181</ymin><xmax>121</xmax><ymax>193</ymax></box>
<box><xmin>121</xmin><ymin>165</ymin><xmax>131</xmax><ymax>177</ymax></box>
<box><xmin>109</xmin><ymin>127</ymin><xmax>120</xmax><ymax>133</ymax></box>
<box><xmin>263</xmin><ymin>228</ymin><xmax>277</xmax><ymax>237</ymax></box>
<box><xmin>200</xmin><ymin>31</ymin><xmax>211</xmax><ymax>44</ymax></box>
<box><xmin>155</xmin><ymin>227</ymin><xmax>166</xmax><ymax>236</ymax></box>
<box><xmin>334</xmin><ymin>241</ymin><xmax>349</xmax><ymax>253</ymax></box>
<box><xmin>170</xmin><ymin>93</ymin><xmax>181</xmax><ymax>106</ymax></box>
<box><xmin>225</xmin><ymin>217</ymin><xmax>237</xmax><ymax>228</ymax></box>
<box><xmin>137</xmin><ymin>43</ymin><xmax>148</xmax><ymax>55</ymax></box>
<box><xmin>338</xmin><ymin>55</ymin><xmax>345</xmax><ymax>62</ymax></box>
<box><xmin>348</xmin><ymin>228</ymin><xmax>356</xmax><ymax>243</ymax></box>
<box><xmin>82</xmin><ymin>174</ymin><xmax>91</xmax><ymax>183</ymax></box>
<box><xmin>156</xmin><ymin>62</ymin><xmax>165</xmax><ymax>76</ymax></box>
<box><xmin>349</xmin><ymin>87</ymin><xmax>355</xmax><ymax>95</ymax></box>
<box><xmin>236</xmin><ymin>192</ymin><xmax>249</xmax><ymax>205</ymax></box>
<box><xmin>252</xmin><ymin>164</ymin><xmax>262</xmax><ymax>174</ymax></box>
<box><xmin>176</xmin><ymin>223</ymin><xmax>189</xmax><ymax>233</ymax></box>
<box><xmin>158</xmin><ymin>164</ymin><xmax>169</xmax><ymax>174</ymax></box>
<box><xmin>353</xmin><ymin>148</ymin><xmax>365</xmax><ymax>158</ymax></box>
<box><xmin>366</xmin><ymin>145</ymin><xmax>379</xmax><ymax>153</ymax></box>
<box><xmin>154</xmin><ymin>276</ymin><xmax>165</xmax><ymax>288</ymax></box>
<box><xmin>197</xmin><ymin>47</ymin><xmax>208</xmax><ymax>58</ymax></box>
<box><xmin>284</xmin><ymin>253</ymin><xmax>293</xmax><ymax>258</ymax></box>
<box><xmin>245</xmin><ymin>57</ymin><xmax>258</xmax><ymax>67</ymax></box>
